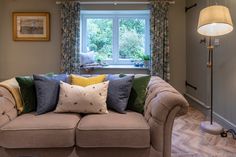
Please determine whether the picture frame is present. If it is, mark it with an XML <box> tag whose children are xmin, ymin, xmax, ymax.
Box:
<box><xmin>12</xmin><ymin>12</ymin><xmax>50</xmax><ymax>41</ymax></box>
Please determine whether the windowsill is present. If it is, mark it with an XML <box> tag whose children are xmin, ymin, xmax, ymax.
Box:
<box><xmin>80</xmin><ymin>64</ymin><xmax>150</xmax><ymax>74</ymax></box>
<box><xmin>101</xmin><ymin>65</ymin><xmax>149</xmax><ymax>70</ymax></box>
<box><xmin>81</xmin><ymin>64</ymin><xmax>150</xmax><ymax>70</ymax></box>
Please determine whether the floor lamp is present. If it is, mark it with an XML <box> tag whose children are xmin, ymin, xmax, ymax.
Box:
<box><xmin>197</xmin><ymin>5</ymin><xmax>233</xmax><ymax>135</ymax></box>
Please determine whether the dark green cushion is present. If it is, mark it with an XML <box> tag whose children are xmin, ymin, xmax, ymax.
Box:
<box><xmin>120</xmin><ymin>74</ymin><xmax>151</xmax><ymax>113</ymax></box>
<box><xmin>16</xmin><ymin>76</ymin><xmax>37</xmax><ymax>113</ymax></box>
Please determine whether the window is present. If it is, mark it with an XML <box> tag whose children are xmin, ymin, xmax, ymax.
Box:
<box><xmin>81</xmin><ymin>11</ymin><xmax>150</xmax><ymax>65</ymax></box>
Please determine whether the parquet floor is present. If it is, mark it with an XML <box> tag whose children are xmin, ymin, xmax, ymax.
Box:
<box><xmin>171</xmin><ymin>107</ymin><xmax>236</xmax><ymax>157</ymax></box>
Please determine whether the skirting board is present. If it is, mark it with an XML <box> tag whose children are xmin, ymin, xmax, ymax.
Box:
<box><xmin>184</xmin><ymin>93</ymin><xmax>236</xmax><ymax>131</ymax></box>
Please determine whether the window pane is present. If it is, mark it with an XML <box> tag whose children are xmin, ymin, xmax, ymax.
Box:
<box><xmin>119</xmin><ymin>18</ymin><xmax>146</xmax><ymax>59</ymax></box>
<box><xmin>87</xmin><ymin>19</ymin><xmax>113</xmax><ymax>60</ymax></box>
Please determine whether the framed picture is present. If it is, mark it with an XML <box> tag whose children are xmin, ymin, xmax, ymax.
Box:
<box><xmin>12</xmin><ymin>12</ymin><xmax>50</xmax><ymax>41</ymax></box>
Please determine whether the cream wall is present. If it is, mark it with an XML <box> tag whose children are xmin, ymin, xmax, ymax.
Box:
<box><xmin>0</xmin><ymin>0</ymin><xmax>61</xmax><ymax>80</ymax></box>
<box><xmin>168</xmin><ymin>0</ymin><xmax>186</xmax><ymax>93</ymax></box>
<box><xmin>0</xmin><ymin>0</ymin><xmax>186</xmax><ymax>94</ymax></box>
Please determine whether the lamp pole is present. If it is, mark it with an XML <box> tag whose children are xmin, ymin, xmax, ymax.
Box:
<box><xmin>207</xmin><ymin>37</ymin><xmax>214</xmax><ymax>125</ymax></box>
<box><xmin>200</xmin><ymin>37</ymin><xmax>223</xmax><ymax>135</ymax></box>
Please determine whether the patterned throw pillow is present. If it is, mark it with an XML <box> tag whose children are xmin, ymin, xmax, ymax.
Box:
<box><xmin>55</xmin><ymin>81</ymin><xmax>109</xmax><ymax>114</ymax></box>
<box><xmin>70</xmin><ymin>74</ymin><xmax>106</xmax><ymax>87</ymax></box>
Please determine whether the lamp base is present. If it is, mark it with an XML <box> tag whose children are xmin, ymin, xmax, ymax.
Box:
<box><xmin>200</xmin><ymin>121</ymin><xmax>223</xmax><ymax>135</ymax></box>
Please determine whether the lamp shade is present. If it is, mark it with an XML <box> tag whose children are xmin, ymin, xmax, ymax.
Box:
<box><xmin>197</xmin><ymin>5</ymin><xmax>233</xmax><ymax>36</ymax></box>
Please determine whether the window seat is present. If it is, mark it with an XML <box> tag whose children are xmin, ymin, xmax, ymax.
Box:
<box><xmin>80</xmin><ymin>65</ymin><xmax>150</xmax><ymax>75</ymax></box>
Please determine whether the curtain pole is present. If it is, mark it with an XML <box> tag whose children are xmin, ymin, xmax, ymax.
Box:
<box><xmin>56</xmin><ymin>1</ymin><xmax>175</xmax><ymax>5</ymax></box>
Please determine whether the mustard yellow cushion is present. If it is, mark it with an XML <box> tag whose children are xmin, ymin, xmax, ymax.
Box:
<box><xmin>71</xmin><ymin>75</ymin><xmax>106</xmax><ymax>87</ymax></box>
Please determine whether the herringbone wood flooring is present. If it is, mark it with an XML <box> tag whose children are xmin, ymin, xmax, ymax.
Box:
<box><xmin>171</xmin><ymin>107</ymin><xmax>236</xmax><ymax>157</ymax></box>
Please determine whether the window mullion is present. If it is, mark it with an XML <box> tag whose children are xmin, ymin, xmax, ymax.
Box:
<box><xmin>82</xmin><ymin>16</ymin><xmax>87</xmax><ymax>53</ymax></box>
<box><xmin>145</xmin><ymin>17</ymin><xmax>150</xmax><ymax>56</ymax></box>
<box><xmin>113</xmin><ymin>16</ymin><xmax>119</xmax><ymax>65</ymax></box>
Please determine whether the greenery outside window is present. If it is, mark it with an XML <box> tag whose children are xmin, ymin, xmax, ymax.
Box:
<box><xmin>81</xmin><ymin>11</ymin><xmax>150</xmax><ymax>65</ymax></box>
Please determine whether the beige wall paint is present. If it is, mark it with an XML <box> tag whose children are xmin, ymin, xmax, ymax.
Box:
<box><xmin>186</xmin><ymin>0</ymin><xmax>208</xmax><ymax>104</ymax></box>
<box><xmin>0</xmin><ymin>0</ymin><xmax>187</xmax><ymax>94</ymax></box>
<box><xmin>0</xmin><ymin>0</ymin><xmax>61</xmax><ymax>81</ymax></box>
<box><xmin>168</xmin><ymin>0</ymin><xmax>186</xmax><ymax>93</ymax></box>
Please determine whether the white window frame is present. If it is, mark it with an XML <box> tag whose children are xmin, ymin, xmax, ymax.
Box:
<box><xmin>81</xmin><ymin>10</ymin><xmax>150</xmax><ymax>65</ymax></box>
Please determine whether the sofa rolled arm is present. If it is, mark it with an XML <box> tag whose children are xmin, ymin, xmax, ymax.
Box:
<box><xmin>0</xmin><ymin>87</ymin><xmax>18</xmax><ymax>128</ymax></box>
<box><xmin>144</xmin><ymin>76</ymin><xmax>189</xmax><ymax>157</ymax></box>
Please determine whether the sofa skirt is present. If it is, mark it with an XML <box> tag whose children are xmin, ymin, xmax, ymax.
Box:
<box><xmin>0</xmin><ymin>147</ymin><xmax>150</xmax><ymax>157</ymax></box>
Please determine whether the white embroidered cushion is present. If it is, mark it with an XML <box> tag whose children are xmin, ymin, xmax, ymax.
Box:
<box><xmin>55</xmin><ymin>81</ymin><xmax>109</xmax><ymax>114</ymax></box>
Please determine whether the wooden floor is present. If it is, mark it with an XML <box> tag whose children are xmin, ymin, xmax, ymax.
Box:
<box><xmin>171</xmin><ymin>107</ymin><xmax>236</xmax><ymax>157</ymax></box>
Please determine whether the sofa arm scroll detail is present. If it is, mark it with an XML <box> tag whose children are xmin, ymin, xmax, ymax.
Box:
<box><xmin>0</xmin><ymin>87</ymin><xmax>18</xmax><ymax>128</ymax></box>
<box><xmin>144</xmin><ymin>77</ymin><xmax>189</xmax><ymax>157</ymax></box>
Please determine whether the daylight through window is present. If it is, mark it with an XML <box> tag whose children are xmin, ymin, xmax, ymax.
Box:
<box><xmin>81</xmin><ymin>11</ymin><xmax>150</xmax><ymax>65</ymax></box>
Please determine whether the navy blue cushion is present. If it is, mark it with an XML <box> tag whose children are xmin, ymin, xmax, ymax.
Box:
<box><xmin>33</xmin><ymin>74</ymin><xmax>68</xmax><ymax>115</ymax></box>
<box><xmin>106</xmin><ymin>75</ymin><xmax>134</xmax><ymax>113</ymax></box>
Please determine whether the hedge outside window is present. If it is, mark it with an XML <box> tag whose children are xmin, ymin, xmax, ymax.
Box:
<box><xmin>81</xmin><ymin>11</ymin><xmax>150</xmax><ymax>65</ymax></box>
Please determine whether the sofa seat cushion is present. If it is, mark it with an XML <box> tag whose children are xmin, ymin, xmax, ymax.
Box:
<box><xmin>0</xmin><ymin>112</ymin><xmax>81</xmax><ymax>149</ymax></box>
<box><xmin>76</xmin><ymin>111</ymin><xmax>150</xmax><ymax>148</ymax></box>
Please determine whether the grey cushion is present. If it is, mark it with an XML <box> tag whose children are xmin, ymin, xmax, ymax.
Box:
<box><xmin>106</xmin><ymin>75</ymin><xmax>134</xmax><ymax>113</ymax></box>
<box><xmin>0</xmin><ymin>112</ymin><xmax>81</xmax><ymax>148</ymax></box>
<box><xmin>33</xmin><ymin>74</ymin><xmax>68</xmax><ymax>115</ymax></box>
<box><xmin>76</xmin><ymin>110</ymin><xmax>150</xmax><ymax>148</ymax></box>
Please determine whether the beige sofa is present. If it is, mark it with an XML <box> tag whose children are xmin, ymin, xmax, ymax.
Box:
<box><xmin>0</xmin><ymin>76</ymin><xmax>189</xmax><ymax>157</ymax></box>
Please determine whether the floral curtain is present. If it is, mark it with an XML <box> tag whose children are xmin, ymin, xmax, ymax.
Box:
<box><xmin>60</xmin><ymin>1</ymin><xmax>80</xmax><ymax>74</ymax></box>
<box><xmin>150</xmin><ymin>0</ymin><xmax>170</xmax><ymax>82</ymax></box>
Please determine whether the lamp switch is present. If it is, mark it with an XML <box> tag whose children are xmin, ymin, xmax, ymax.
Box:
<box><xmin>214</xmin><ymin>38</ymin><xmax>220</xmax><ymax>46</ymax></box>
